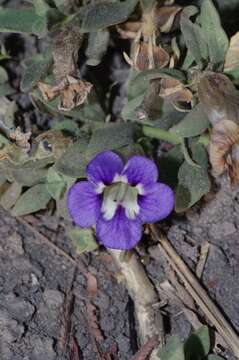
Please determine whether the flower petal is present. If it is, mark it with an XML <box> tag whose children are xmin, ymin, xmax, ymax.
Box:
<box><xmin>122</xmin><ymin>155</ymin><xmax>158</xmax><ymax>186</ymax></box>
<box><xmin>138</xmin><ymin>183</ymin><xmax>174</xmax><ymax>223</ymax></box>
<box><xmin>67</xmin><ymin>181</ymin><xmax>101</xmax><ymax>227</ymax></box>
<box><xmin>96</xmin><ymin>207</ymin><xmax>142</xmax><ymax>250</ymax></box>
<box><xmin>86</xmin><ymin>151</ymin><xmax>124</xmax><ymax>185</ymax></box>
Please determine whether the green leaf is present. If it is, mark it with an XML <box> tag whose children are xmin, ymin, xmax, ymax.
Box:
<box><xmin>46</xmin><ymin>167</ymin><xmax>67</xmax><ymax>200</ymax></box>
<box><xmin>34</xmin><ymin>0</ymin><xmax>50</xmax><ymax>16</ymax></box>
<box><xmin>68</xmin><ymin>228</ymin><xmax>98</xmax><ymax>254</ymax></box>
<box><xmin>86</xmin><ymin>123</ymin><xmax>135</xmax><ymax>159</ymax></box>
<box><xmin>6</xmin><ymin>167</ymin><xmax>47</xmax><ymax>186</ymax></box>
<box><xmin>0</xmin><ymin>83</ymin><xmax>14</xmax><ymax>96</ymax></box>
<box><xmin>56</xmin><ymin>123</ymin><xmax>135</xmax><ymax>177</ymax></box>
<box><xmin>185</xmin><ymin>326</ymin><xmax>211</xmax><ymax>358</ymax></box>
<box><xmin>0</xmin><ymin>67</ymin><xmax>14</xmax><ymax>96</ymax></box>
<box><xmin>0</xmin><ymin>182</ymin><xmax>22</xmax><ymax>210</ymax></box>
<box><xmin>86</xmin><ymin>29</ymin><xmax>110</xmax><ymax>66</ymax></box>
<box><xmin>0</xmin><ymin>66</ymin><xmax>8</xmax><ymax>84</ymax></box>
<box><xmin>207</xmin><ymin>355</ymin><xmax>224</xmax><ymax>360</ymax></box>
<box><xmin>55</xmin><ymin>137</ymin><xmax>89</xmax><ymax>178</ymax></box>
<box><xmin>170</xmin><ymin>104</ymin><xmax>209</xmax><ymax>138</ymax></box>
<box><xmin>81</xmin><ymin>0</ymin><xmax>138</xmax><ymax>32</ymax></box>
<box><xmin>157</xmin><ymin>335</ymin><xmax>185</xmax><ymax>360</ymax></box>
<box><xmin>121</xmin><ymin>94</ymin><xmax>145</xmax><ymax>121</ymax></box>
<box><xmin>200</xmin><ymin>0</ymin><xmax>228</xmax><ymax>69</ymax></box>
<box><xmin>21</xmin><ymin>52</ymin><xmax>52</xmax><ymax>92</ymax></box>
<box><xmin>175</xmin><ymin>157</ymin><xmax>210</xmax><ymax>212</ymax></box>
<box><xmin>180</xmin><ymin>12</ymin><xmax>208</xmax><ymax>66</ymax></box>
<box><xmin>159</xmin><ymin>145</ymin><xmax>184</xmax><ymax>189</ymax></box>
<box><xmin>12</xmin><ymin>184</ymin><xmax>51</xmax><ymax>216</ymax></box>
<box><xmin>0</xmin><ymin>8</ymin><xmax>47</xmax><ymax>35</ymax></box>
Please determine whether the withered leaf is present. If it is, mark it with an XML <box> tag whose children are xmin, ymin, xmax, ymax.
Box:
<box><xmin>209</xmin><ymin>119</ymin><xmax>239</xmax><ymax>186</ymax></box>
<box><xmin>38</xmin><ymin>76</ymin><xmax>93</xmax><ymax>111</ymax></box>
<box><xmin>35</xmin><ymin>129</ymin><xmax>72</xmax><ymax>159</ymax></box>
<box><xmin>38</xmin><ymin>25</ymin><xmax>92</xmax><ymax>111</ymax></box>
<box><xmin>154</xmin><ymin>5</ymin><xmax>182</xmax><ymax>33</ymax></box>
<box><xmin>224</xmin><ymin>31</ymin><xmax>239</xmax><ymax>73</ymax></box>
<box><xmin>9</xmin><ymin>127</ymin><xmax>31</xmax><ymax>151</ymax></box>
<box><xmin>135</xmin><ymin>42</ymin><xmax>169</xmax><ymax>70</ymax></box>
<box><xmin>53</xmin><ymin>25</ymin><xmax>82</xmax><ymax>82</ymax></box>
<box><xmin>160</xmin><ymin>77</ymin><xmax>193</xmax><ymax>105</ymax></box>
<box><xmin>198</xmin><ymin>72</ymin><xmax>239</xmax><ymax>125</ymax></box>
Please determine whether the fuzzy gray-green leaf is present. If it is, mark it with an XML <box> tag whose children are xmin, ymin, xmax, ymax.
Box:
<box><xmin>0</xmin><ymin>8</ymin><xmax>47</xmax><ymax>35</ymax></box>
<box><xmin>86</xmin><ymin>29</ymin><xmax>110</xmax><ymax>66</ymax></box>
<box><xmin>175</xmin><ymin>160</ymin><xmax>210</xmax><ymax>212</ymax></box>
<box><xmin>12</xmin><ymin>184</ymin><xmax>51</xmax><ymax>216</ymax></box>
<box><xmin>21</xmin><ymin>52</ymin><xmax>52</xmax><ymax>92</ymax></box>
<box><xmin>81</xmin><ymin>0</ymin><xmax>138</xmax><ymax>32</ymax></box>
<box><xmin>200</xmin><ymin>0</ymin><xmax>228</xmax><ymax>69</ymax></box>
<box><xmin>170</xmin><ymin>104</ymin><xmax>209</xmax><ymax>138</ymax></box>
<box><xmin>69</xmin><ymin>228</ymin><xmax>98</xmax><ymax>254</ymax></box>
<box><xmin>180</xmin><ymin>12</ymin><xmax>208</xmax><ymax>66</ymax></box>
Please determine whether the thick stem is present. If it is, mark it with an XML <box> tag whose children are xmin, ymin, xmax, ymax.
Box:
<box><xmin>109</xmin><ymin>249</ymin><xmax>164</xmax><ymax>359</ymax></box>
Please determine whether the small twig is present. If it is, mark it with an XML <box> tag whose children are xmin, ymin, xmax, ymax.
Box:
<box><xmin>149</xmin><ymin>224</ymin><xmax>239</xmax><ymax>359</ymax></box>
<box><xmin>130</xmin><ymin>336</ymin><xmax>159</xmax><ymax>360</ymax></box>
<box><xmin>196</xmin><ymin>241</ymin><xmax>210</xmax><ymax>279</ymax></box>
<box><xmin>109</xmin><ymin>249</ymin><xmax>164</xmax><ymax>360</ymax></box>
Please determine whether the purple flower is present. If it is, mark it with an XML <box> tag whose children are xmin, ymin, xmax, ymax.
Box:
<box><xmin>67</xmin><ymin>151</ymin><xmax>174</xmax><ymax>250</ymax></box>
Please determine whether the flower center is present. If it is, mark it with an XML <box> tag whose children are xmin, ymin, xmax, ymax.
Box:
<box><xmin>101</xmin><ymin>182</ymin><xmax>140</xmax><ymax>220</ymax></box>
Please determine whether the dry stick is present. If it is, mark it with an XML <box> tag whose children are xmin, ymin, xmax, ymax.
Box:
<box><xmin>149</xmin><ymin>224</ymin><xmax>239</xmax><ymax>359</ymax></box>
<box><xmin>109</xmin><ymin>249</ymin><xmax>164</xmax><ymax>360</ymax></box>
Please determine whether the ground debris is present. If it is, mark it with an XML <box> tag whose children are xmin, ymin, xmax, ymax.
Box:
<box><xmin>130</xmin><ymin>336</ymin><xmax>159</xmax><ymax>360</ymax></box>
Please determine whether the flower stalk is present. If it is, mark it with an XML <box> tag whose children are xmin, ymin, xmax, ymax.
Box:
<box><xmin>142</xmin><ymin>125</ymin><xmax>182</xmax><ymax>145</ymax></box>
<box><xmin>109</xmin><ymin>248</ymin><xmax>163</xmax><ymax>359</ymax></box>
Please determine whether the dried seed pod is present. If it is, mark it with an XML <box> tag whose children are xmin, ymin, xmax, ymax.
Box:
<box><xmin>209</xmin><ymin>120</ymin><xmax>239</xmax><ymax>185</ymax></box>
<box><xmin>135</xmin><ymin>42</ymin><xmax>169</xmax><ymax>70</ymax></box>
<box><xmin>198</xmin><ymin>72</ymin><xmax>239</xmax><ymax>125</ymax></box>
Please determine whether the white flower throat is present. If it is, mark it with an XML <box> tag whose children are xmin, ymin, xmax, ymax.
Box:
<box><xmin>101</xmin><ymin>182</ymin><xmax>140</xmax><ymax>220</ymax></box>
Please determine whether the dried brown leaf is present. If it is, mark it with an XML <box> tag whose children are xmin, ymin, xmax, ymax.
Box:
<box><xmin>154</xmin><ymin>5</ymin><xmax>182</xmax><ymax>33</ymax></box>
<box><xmin>35</xmin><ymin>129</ymin><xmax>72</xmax><ymax>159</ymax></box>
<box><xmin>53</xmin><ymin>25</ymin><xmax>82</xmax><ymax>82</ymax></box>
<box><xmin>9</xmin><ymin>127</ymin><xmax>31</xmax><ymax>151</ymax></box>
<box><xmin>224</xmin><ymin>31</ymin><xmax>239</xmax><ymax>72</ymax></box>
<box><xmin>86</xmin><ymin>303</ymin><xmax>104</xmax><ymax>342</ymax></box>
<box><xmin>38</xmin><ymin>76</ymin><xmax>92</xmax><ymax>111</ymax></box>
<box><xmin>160</xmin><ymin>77</ymin><xmax>193</xmax><ymax>104</ymax></box>
<box><xmin>85</xmin><ymin>272</ymin><xmax>98</xmax><ymax>299</ymax></box>
<box><xmin>38</xmin><ymin>82</ymin><xmax>57</xmax><ymax>102</ymax></box>
<box><xmin>38</xmin><ymin>26</ymin><xmax>92</xmax><ymax>111</ymax></box>
<box><xmin>198</xmin><ymin>72</ymin><xmax>239</xmax><ymax>125</ymax></box>
<box><xmin>209</xmin><ymin>119</ymin><xmax>239</xmax><ymax>185</ymax></box>
<box><xmin>134</xmin><ymin>42</ymin><xmax>169</xmax><ymax>70</ymax></box>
